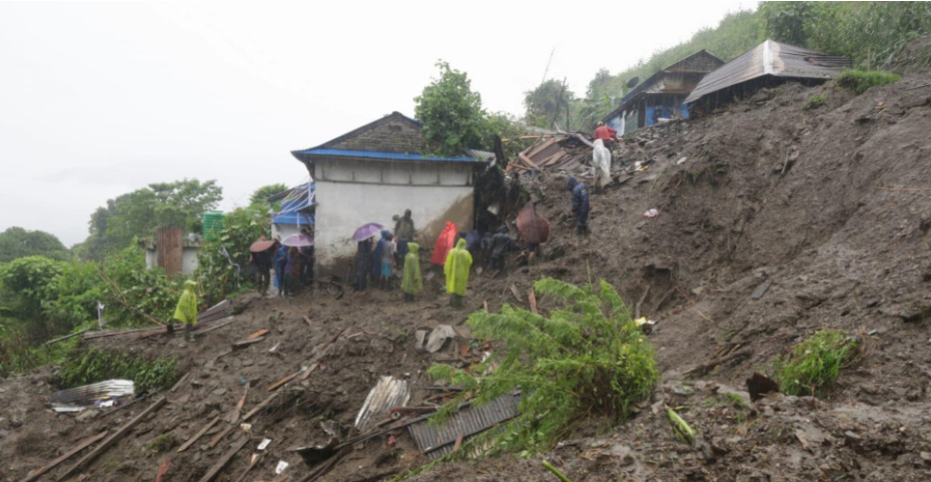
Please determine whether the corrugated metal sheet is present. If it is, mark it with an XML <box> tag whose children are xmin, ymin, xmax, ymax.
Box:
<box><xmin>407</xmin><ymin>392</ymin><xmax>521</xmax><ymax>459</ymax></box>
<box><xmin>296</xmin><ymin>148</ymin><xmax>484</xmax><ymax>163</ymax></box>
<box><xmin>685</xmin><ymin>40</ymin><xmax>850</xmax><ymax>104</ymax></box>
<box><xmin>354</xmin><ymin>376</ymin><xmax>410</xmax><ymax>431</ymax></box>
<box><xmin>48</xmin><ymin>380</ymin><xmax>134</xmax><ymax>412</ymax></box>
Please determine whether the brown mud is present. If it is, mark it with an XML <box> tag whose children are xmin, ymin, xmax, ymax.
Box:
<box><xmin>3</xmin><ymin>71</ymin><xmax>931</xmax><ymax>482</ymax></box>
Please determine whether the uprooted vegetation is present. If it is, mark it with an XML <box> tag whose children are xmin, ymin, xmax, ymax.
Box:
<box><xmin>428</xmin><ymin>278</ymin><xmax>658</xmax><ymax>455</ymax></box>
<box><xmin>52</xmin><ymin>348</ymin><xmax>180</xmax><ymax>393</ymax></box>
<box><xmin>836</xmin><ymin>69</ymin><xmax>902</xmax><ymax>94</ymax></box>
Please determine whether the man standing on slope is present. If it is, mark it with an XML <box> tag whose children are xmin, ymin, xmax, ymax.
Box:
<box><xmin>394</xmin><ymin>209</ymin><xmax>415</xmax><ymax>269</ymax></box>
<box><xmin>592</xmin><ymin>121</ymin><xmax>619</xmax><ymax>191</ymax></box>
<box><xmin>567</xmin><ymin>177</ymin><xmax>590</xmax><ymax>235</ymax></box>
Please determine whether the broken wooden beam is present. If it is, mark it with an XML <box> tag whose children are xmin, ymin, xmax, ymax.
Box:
<box><xmin>528</xmin><ymin>289</ymin><xmax>538</xmax><ymax>315</ymax></box>
<box><xmin>18</xmin><ymin>431</ymin><xmax>108</xmax><ymax>482</ymax></box>
<box><xmin>177</xmin><ymin>416</ymin><xmax>220</xmax><ymax>453</ymax></box>
<box><xmin>248</xmin><ymin>329</ymin><xmax>269</xmax><ymax>339</ymax></box>
<box><xmin>226</xmin><ymin>385</ymin><xmax>250</xmax><ymax>423</ymax></box>
<box><xmin>57</xmin><ymin>397</ymin><xmax>166</xmax><ymax>481</ymax></box>
<box><xmin>299</xmin><ymin>362</ymin><xmax>320</xmax><ymax>382</ymax></box>
<box><xmin>267</xmin><ymin>372</ymin><xmax>298</xmax><ymax>392</ymax></box>
<box><xmin>45</xmin><ymin>329</ymin><xmax>90</xmax><ymax>346</ymax></box>
<box><xmin>207</xmin><ymin>424</ymin><xmax>234</xmax><ymax>449</ymax></box>
<box><xmin>232</xmin><ymin>336</ymin><xmax>266</xmax><ymax>349</ymax></box>
<box><xmin>242</xmin><ymin>392</ymin><xmax>279</xmax><ymax>421</ymax></box>
<box><xmin>196</xmin><ymin>436</ymin><xmax>249</xmax><ymax>482</ymax></box>
<box><xmin>194</xmin><ymin>317</ymin><xmax>235</xmax><ymax>336</ymax></box>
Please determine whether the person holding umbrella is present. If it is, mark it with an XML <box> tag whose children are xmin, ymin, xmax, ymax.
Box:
<box><xmin>250</xmin><ymin>235</ymin><xmax>279</xmax><ymax>296</ymax></box>
<box><xmin>351</xmin><ymin>223</ymin><xmax>384</xmax><ymax>292</ymax></box>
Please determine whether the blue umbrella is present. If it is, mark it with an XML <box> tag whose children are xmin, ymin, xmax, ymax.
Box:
<box><xmin>352</xmin><ymin>223</ymin><xmax>384</xmax><ymax>242</ymax></box>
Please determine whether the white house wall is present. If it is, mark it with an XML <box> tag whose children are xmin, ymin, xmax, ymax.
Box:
<box><xmin>313</xmin><ymin>158</ymin><xmax>475</xmax><ymax>272</ymax></box>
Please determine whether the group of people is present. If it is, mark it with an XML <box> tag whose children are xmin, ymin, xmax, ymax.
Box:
<box><xmin>247</xmin><ymin>230</ymin><xmax>315</xmax><ymax>298</ymax></box>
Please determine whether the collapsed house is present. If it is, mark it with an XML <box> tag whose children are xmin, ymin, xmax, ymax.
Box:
<box><xmin>290</xmin><ymin>112</ymin><xmax>491</xmax><ymax>276</ymax></box>
<box><xmin>603</xmin><ymin>50</ymin><xmax>724</xmax><ymax>133</ymax></box>
<box><xmin>684</xmin><ymin>39</ymin><xmax>850</xmax><ymax>112</ymax></box>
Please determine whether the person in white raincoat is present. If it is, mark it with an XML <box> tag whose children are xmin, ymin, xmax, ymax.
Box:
<box><xmin>592</xmin><ymin>138</ymin><xmax>612</xmax><ymax>190</ymax></box>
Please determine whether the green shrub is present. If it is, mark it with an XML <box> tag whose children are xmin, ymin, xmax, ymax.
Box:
<box><xmin>428</xmin><ymin>278</ymin><xmax>658</xmax><ymax>455</ymax></box>
<box><xmin>774</xmin><ymin>329</ymin><xmax>858</xmax><ymax>396</ymax></box>
<box><xmin>53</xmin><ymin>349</ymin><xmax>180</xmax><ymax>394</ymax></box>
<box><xmin>836</xmin><ymin>70</ymin><xmax>901</xmax><ymax>95</ymax></box>
<box><xmin>196</xmin><ymin>207</ymin><xmax>268</xmax><ymax>304</ymax></box>
<box><xmin>804</xmin><ymin>94</ymin><xmax>826</xmax><ymax>110</ymax></box>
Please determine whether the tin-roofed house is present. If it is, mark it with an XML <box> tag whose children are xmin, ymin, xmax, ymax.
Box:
<box><xmin>603</xmin><ymin>50</ymin><xmax>724</xmax><ymax>133</ymax></box>
<box><xmin>684</xmin><ymin>40</ymin><xmax>850</xmax><ymax>112</ymax></box>
<box><xmin>291</xmin><ymin>112</ymin><xmax>490</xmax><ymax>275</ymax></box>
<box><xmin>268</xmin><ymin>183</ymin><xmax>315</xmax><ymax>241</ymax></box>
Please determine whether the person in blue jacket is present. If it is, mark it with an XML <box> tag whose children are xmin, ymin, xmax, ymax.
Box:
<box><xmin>567</xmin><ymin>177</ymin><xmax>590</xmax><ymax>235</ymax></box>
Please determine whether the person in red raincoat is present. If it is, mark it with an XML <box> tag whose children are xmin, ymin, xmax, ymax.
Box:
<box><xmin>431</xmin><ymin>221</ymin><xmax>458</xmax><ymax>265</ymax></box>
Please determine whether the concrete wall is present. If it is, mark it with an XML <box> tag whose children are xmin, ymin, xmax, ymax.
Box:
<box><xmin>313</xmin><ymin>157</ymin><xmax>475</xmax><ymax>273</ymax></box>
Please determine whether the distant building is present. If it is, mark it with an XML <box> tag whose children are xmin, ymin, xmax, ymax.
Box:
<box><xmin>139</xmin><ymin>228</ymin><xmax>200</xmax><ymax>276</ymax></box>
<box><xmin>684</xmin><ymin>40</ymin><xmax>850</xmax><ymax>111</ymax></box>
<box><xmin>603</xmin><ymin>50</ymin><xmax>724</xmax><ymax>133</ymax></box>
<box><xmin>267</xmin><ymin>183</ymin><xmax>315</xmax><ymax>241</ymax></box>
<box><xmin>291</xmin><ymin>112</ymin><xmax>489</xmax><ymax>275</ymax></box>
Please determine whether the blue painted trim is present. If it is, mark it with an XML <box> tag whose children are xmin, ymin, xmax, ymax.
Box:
<box><xmin>297</xmin><ymin>148</ymin><xmax>483</xmax><ymax>163</ymax></box>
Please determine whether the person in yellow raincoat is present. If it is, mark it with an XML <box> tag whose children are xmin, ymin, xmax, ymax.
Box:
<box><xmin>401</xmin><ymin>242</ymin><xmax>422</xmax><ymax>302</ymax></box>
<box><xmin>444</xmin><ymin>238</ymin><xmax>472</xmax><ymax>308</ymax></box>
<box><xmin>171</xmin><ymin>280</ymin><xmax>199</xmax><ymax>341</ymax></box>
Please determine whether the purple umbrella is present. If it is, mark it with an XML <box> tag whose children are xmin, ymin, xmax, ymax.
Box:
<box><xmin>352</xmin><ymin>223</ymin><xmax>384</xmax><ymax>242</ymax></box>
<box><xmin>282</xmin><ymin>233</ymin><xmax>314</xmax><ymax>247</ymax></box>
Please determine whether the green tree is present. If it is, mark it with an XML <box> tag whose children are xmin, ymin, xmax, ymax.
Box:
<box><xmin>523</xmin><ymin>79</ymin><xmax>575</xmax><ymax>129</ymax></box>
<box><xmin>414</xmin><ymin>61</ymin><xmax>491</xmax><ymax>156</ymax></box>
<box><xmin>0</xmin><ymin>227</ymin><xmax>70</xmax><ymax>263</ymax></box>
<box><xmin>196</xmin><ymin>206</ymin><xmax>269</xmax><ymax>304</ymax></box>
<box><xmin>80</xmin><ymin>179</ymin><xmax>223</xmax><ymax>261</ymax></box>
<box><xmin>250</xmin><ymin>183</ymin><xmax>289</xmax><ymax>208</ymax></box>
<box><xmin>759</xmin><ymin>1</ymin><xmax>816</xmax><ymax>46</ymax></box>
<box><xmin>0</xmin><ymin>256</ymin><xmax>64</xmax><ymax>343</ymax></box>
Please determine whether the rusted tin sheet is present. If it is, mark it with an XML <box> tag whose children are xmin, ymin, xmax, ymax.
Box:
<box><xmin>354</xmin><ymin>376</ymin><xmax>410</xmax><ymax>431</ymax></box>
<box><xmin>407</xmin><ymin>392</ymin><xmax>521</xmax><ymax>459</ymax></box>
<box><xmin>48</xmin><ymin>379</ymin><xmax>134</xmax><ymax>412</ymax></box>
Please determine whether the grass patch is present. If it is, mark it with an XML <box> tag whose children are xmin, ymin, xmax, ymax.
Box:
<box><xmin>804</xmin><ymin>94</ymin><xmax>826</xmax><ymax>110</ymax></box>
<box><xmin>836</xmin><ymin>70</ymin><xmax>901</xmax><ymax>95</ymax></box>
<box><xmin>428</xmin><ymin>278</ymin><xmax>658</xmax><ymax>456</ymax></box>
<box><xmin>774</xmin><ymin>329</ymin><xmax>858</xmax><ymax>396</ymax></box>
<box><xmin>53</xmin><ymin>348</ymin><xmax>180</xmax><ymax>393</ymax></box>
<box><xmin>147</xmin><ymin>433</ymin><xmax>176</xmax><ymax>454</ymax></box>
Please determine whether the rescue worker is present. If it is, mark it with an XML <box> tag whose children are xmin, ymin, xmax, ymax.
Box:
<box><xmin>354</xmin><ymin>237</ymin><xmax>374</xmax><ymax>292</ymax></box>
<box><xmin>489</xmin><ymin>225</ymin><xmax>518</xmax><ymax>271</ymax></box>
<box><xmin>592</xmin><ymin>121</ymin><xmax>618</xmax><ymax>191</ymax></box>
<box><xmin>401</xmin><ymin>242</ymin><xmax>422</xmax><ymax>302</ymax></box>
<box><xmin>567</xmin><ymin>176</ymin><xmax>590</xmax><ymax>235</ymax></box>
<box><xmin>444</xmin><ymin>238</ymin><xmax>472</xmax><ymax>309</ymax></box>
<box><xmin>171</xmin><ymin>280</ymin><xmax>199</xmax><ymax>342</ymax></box>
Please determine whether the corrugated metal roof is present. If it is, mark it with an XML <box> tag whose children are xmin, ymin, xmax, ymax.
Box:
<box><xmin>354</xmin><ymin>376</ymin><xmax>410</xmax><ymax>431</ymax></box>
<box><xmin>48</xmin><ymin>380</ymin><xmax>135</xmax><ymax>412</ymax></box>
<box><xmin>407</xmin><ymin>392</ymin><xmax>521</xmax><ymax>459</ymax></box>
<box><xmin>684</xmin><ymin>40</ymin><xmax>850</xmax><ymax>104</ymax></box>
<box><xmin>295</xmin><ymin>148</ymin><xmax>484</xmax><ymax>163</ymax></box>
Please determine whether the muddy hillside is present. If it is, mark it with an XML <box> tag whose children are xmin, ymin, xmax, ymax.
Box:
<box><xmin>3</xmin><ymin>72</ymin><xmax>931</xmax><ymax>482</ymax></box>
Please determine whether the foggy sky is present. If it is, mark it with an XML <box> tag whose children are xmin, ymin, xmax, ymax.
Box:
<box><xmin>0</xmin><ymin>1</ymin><xmax>753</xmax><ymax>247</ymax></box>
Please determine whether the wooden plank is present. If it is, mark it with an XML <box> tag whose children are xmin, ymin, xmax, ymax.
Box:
<box><xmin>196</xmin><ymin>436</ymin><xmax>249</xmax><ymax>482</ymax></box>
<box><xmin>45</xmin><ymin>329</ymin><xmax>90</xmax><ymax>346</ymax></box>
<box><xmin>207</xmin><ymin>425</ymin><xmax>234</xmax><ymax>449</ymax></box>
<box><xmin>232</xmin><ymin>336</ymin><xmax>265</xmax><ymax>349</ymax></box>
<box><xmin>169</xmin><ymin>371</ymin><xmax>192</xmax><ymax>393</ymax></box>
<box><xmin>302</xmin><ymin>315</ymin><xmax>313</xmax><ymax>327</ymax></box>
<box><xmin>267</xmin><ymin>373</ymin><xmax>298</xmax><ymax>392</ymax></box>
<box><xmin>248</xmin><ymin>329</ymin><xmax>269</xmax><ymax>339</ymax></box>
<box><xmin>518</xmin><ymin>152</ymin><xmax>541</xmax><ymax>170</ymax></box>
<box><xmin>452</xmin><ymin>432</ymin><xmax>464</xmax><ymax>453</ymax></box>
<box><xmin>225</xmin><ymin>385</ymin><xmax>250</xmax><ymax>423</ymax></box>
<box><xmin>299</xmin><ymin>362</ymin><xmax>320</xmax><ymax>381</ymax></box>
<box><xmin>509</xmin><ymin>285</ymin><xmax>522</xmax><ymax>303</ymax></box>
<box><xmin>528</xmin><ymin>289</ymin><xmax>538</xmax><ymax>315</ymax></box>
<box><xmin>177</xmin><ymin>416</ymin><xmax>220</xmax><ymax>453</ymax></box>
<box><xmin>18</xmin><ymin>431</ymin><xmax>108</xmax><ymax>482</ymax></box>
<box><xmin>242</xmin><ymin>392</ymin><xmax>279</xmax><ymax>422</ymax></box>
<box><xmin>57</xmin><ymin>397</ymin><xmax>166</xmax><ymax>481</ymax></box>
<box><xmin>194</xmin><ymin>317</ymin><xmax>235</xmax><ymax>336</ymax></box>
